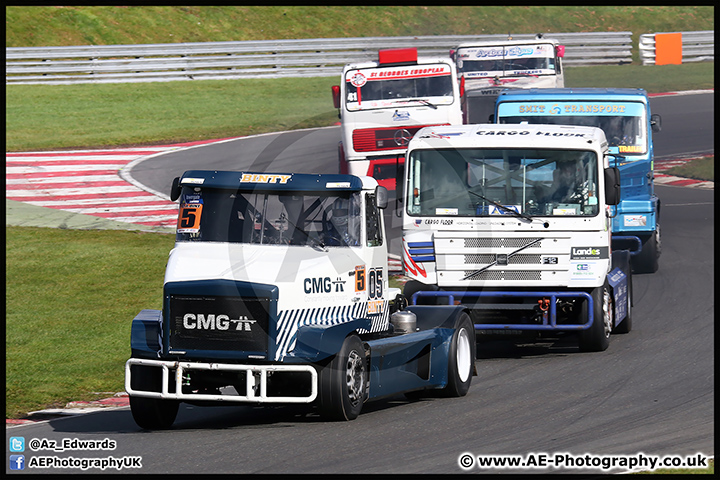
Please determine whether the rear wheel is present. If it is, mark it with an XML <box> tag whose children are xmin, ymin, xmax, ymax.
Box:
<box><xmin>441</xmin><ymin>313</ymin><xmax>476</xmax><ymax>397</ymax></box>
<box><xmin>318</xmin><ymin>335</ymin><xmax>366</xmax><ymax>421</ymax></box>
<box><xmin>129</xmin><ymin>365</ymin><xmax>179</xmax><ymax>430</ymax></box>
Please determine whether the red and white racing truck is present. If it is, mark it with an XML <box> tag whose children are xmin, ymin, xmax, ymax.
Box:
<box><xmin>332</xmin><ymin>47</ymin><xmax>463</xmax><ymax>190</ymax></box>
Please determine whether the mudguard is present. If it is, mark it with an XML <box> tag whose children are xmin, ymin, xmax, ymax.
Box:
<box><xmin>284</xmin><ymin>317</ymin><xmax>373</xmax><ymax>363</ymax></box>
<box><xmin>130</xmin><ymin>309</ymin><xmax>163</xmax><ymax>358</ymax></box>
<box><xmin>405</xmin><ymin>305</ymin><xmax>468</xmax><ymax>331</ymax></box>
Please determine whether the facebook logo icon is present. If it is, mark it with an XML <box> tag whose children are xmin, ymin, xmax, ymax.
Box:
<box><xmin>9</xmin><ymin>454</ymin><xmax>25</xmax><ymax>470</ymax></box>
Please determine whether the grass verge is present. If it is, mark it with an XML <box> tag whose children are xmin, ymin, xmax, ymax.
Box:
<box><xmin>5</xmin><ymin>62</ymin><xmax>713</xmax><ymax>153</ymax></box>
<box><xmin>662</xmin><ymin>155</ymin><xmax>714</xmax><ymax>182</ymax></box>
<box><xmin>5</xmin><ymin>226</ymin><xmax>175</xmax><ymax>418</ymax></box>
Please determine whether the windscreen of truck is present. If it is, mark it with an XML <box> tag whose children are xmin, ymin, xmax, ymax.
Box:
<box><xmin>406</xmin><ymin>147</ymin><xmax>599</xmax><ymax>217</ymax></box>
<box><xmin>456</xmin><ymin>43</ymin><xmax>557</xmax><ymax>79</ymax></box>
<box><xmin>175</xmin><ymin>188</ymin><xmax>362</xmax><ymax>247</ymax></box>
<box><xmin>344</xmin><ymin>63</ymin><xmax>455</xmax><ymax>111</ymax></box>
<box><xmin>497</xmin><ymin>101</ymin><xmax>648</xmax><ymax>154</ymax></box>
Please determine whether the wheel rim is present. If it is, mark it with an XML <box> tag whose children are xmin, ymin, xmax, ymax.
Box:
<box><xmin>345</xmin><ymin>350</ymin><xmax>365</xmax><ymax>407</ymax></box>
<box><xmin>456</xmin><ymin>328</ymin><xmax>472</xmax><ymax>383</ymax></box>
<box><xmin>602</xmin><ymin>288</ymin><xmax>612</xmax><ymax>338</ymax></box>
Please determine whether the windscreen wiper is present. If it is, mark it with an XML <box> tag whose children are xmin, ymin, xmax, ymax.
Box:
<box><xmin>468</xmin><ymin>190</ymin><xmax>533</xmax><ymax>222</ymax></box>
<box><xmin>397</xmin><ymin>98</ymin><xmax>438</xmax><ymax>109</ymax></box>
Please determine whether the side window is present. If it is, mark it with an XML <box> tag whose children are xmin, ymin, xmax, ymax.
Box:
<box><xmin>365</xmin><ymin>193</ymin><xmax>383</xmax><ymax>247</ymax></box>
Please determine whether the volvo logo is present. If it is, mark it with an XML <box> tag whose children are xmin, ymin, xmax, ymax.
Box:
<box><xmin>394</xmin><ymin>129</ymin><xmax>413</xmax><ymax>146</ymax></box>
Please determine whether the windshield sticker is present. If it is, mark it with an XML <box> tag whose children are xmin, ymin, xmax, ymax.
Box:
<box><xmin>177</xmin><ymin>203</ymin><xmax>203</xmax><ymax>233</ymax></box>
<box><xmin>349</xmin><ymin>71</ymin><xmax>367</xmax><ymax>87</ymax></box>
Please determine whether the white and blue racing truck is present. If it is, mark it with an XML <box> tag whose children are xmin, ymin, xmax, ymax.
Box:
<box><xmin>399</xmin><ymin>124</ymin><xmax>632</xmax><ymax>352</ymax></box>
<box><xmin>126</xmin><ymin>171</ymin><xmax>476</xmax><ymax>429</ymax></box>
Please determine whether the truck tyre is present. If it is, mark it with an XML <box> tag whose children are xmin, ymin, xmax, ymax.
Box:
<box><xmin>578</xmin><ymin>283</ymin><xmax>612</xmax><ymax>352</ymax></box>
<box><xmin>129</xmin><ymin>365</ymin><xmax>179</xmax><ymax>430</ymax></box>
<box><xmin>614</xmin><ymin>257</ymin><xmax>633</xmax><ymax>334</ymax></box>
<box><xmin>441</xmin><ymin>313</ymin><xmax>476</xmax><ymax>397</ymax></box>
<box><xmin>318</xmin><ymin>335</ymin><xmax>366</xmax><ymax>421</ymax></box>
<box><xmin>633</xmin><ymin>225</ymin><xmax>660</xmax><ymax>273</ymax></box>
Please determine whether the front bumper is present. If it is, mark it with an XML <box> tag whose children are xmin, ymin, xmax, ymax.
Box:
<box><xmin>125</xmin><ymin>358</ymin><xmax>318</xmax><ymax>404</ymax></box>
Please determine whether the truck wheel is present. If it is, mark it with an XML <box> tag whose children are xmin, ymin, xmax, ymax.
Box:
<box><xmin>129</xmin><ymin>365</ymin><xmax>179</xmax><ymax>430</ymax></box>
<box><xmin>578</xmin><ymin>284</ymin><xmax>612</xmax><ymax>352</ymax></box>
<box><xmin>319</xmin><ymin>335</ymin><xmax>366</xmax><ymax>421</ymax></box>
<box><xmin>441</xmin><ymin>313</ymin><xmax>476</xmax><ymax>397</ymax></box>
<box><xmin>633</xmin><ymin>225</ymin><xmax>660</xmax><ymax>273</ymax></box>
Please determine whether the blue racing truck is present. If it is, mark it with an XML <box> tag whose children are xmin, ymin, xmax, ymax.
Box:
<box><xmin>494</xmin><ymin>88</ymin><xmax>662</xmax><ymax>273</ymax></box>
<box><xmin>125</xmin><ymin>171</ymin><xmax>476</xmax><ymax>429</ymax></box>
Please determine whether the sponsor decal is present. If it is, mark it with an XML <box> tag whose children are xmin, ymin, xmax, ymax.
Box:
<box><xmin>624</xmin><ymin>215</ymin><xmax>648</xmax><ymax>227</ymax></box>
<box><xmin>392</xmin><ymin>110</ymin><xmax>411</xmax><ymax>122</ymax></box>
<box><xmin>240</xmin><ymin>173</ymin><xmax>291</xmax><ymax>184</ymax></box>
<box><xmin>349</xmin><ymin>71</ymin><xmax>366</xmax><ymax>87</ymax></box>
<box><xmin>570</xmin><ymin>246</ymin><xmax>609</xmax><ymax>260</ymax></box>
<box><xmin>304</xmin><ymin>276</ymin><xmax>346</xmax><ymax>294</ymax></box>
<box><xmin>435</xmin><ymin>208</ymin><xmax>458</xmax><ymax>215</ymax></box>
<box><xmin>619</xmin><ymin>145</ymin><xmax>644</xmax><ymax>153</ymax></box>
<box><xmin>183</xmin><ymin>313</ymin><xmax>256</xmax><ymax>331</ymax></box>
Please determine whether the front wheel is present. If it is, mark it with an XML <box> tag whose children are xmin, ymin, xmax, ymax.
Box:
<box><xmin>318</xmin><ymin>335</ymin><xmax>367</xmax><ymax>421</ymax></box>
<box><xmin>578</xmin><ymin>284</ymin><xmax>612</xmax><ymax>352</ymax></box>
<box><xmin>129</xmin><ymin>365</ymin><xmax>179</xmax><ymax>430</ymax></box>
<box><xmin>441</xmin><ymin>313</ymin><xmax>476</xmax><ymax>397</ymax></box>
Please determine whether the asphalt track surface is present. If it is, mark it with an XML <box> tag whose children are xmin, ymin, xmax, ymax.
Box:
<box><xmin>6</xmin><ymin>93</ymin><xmax>714</xmax><ymax>474</ymax></box>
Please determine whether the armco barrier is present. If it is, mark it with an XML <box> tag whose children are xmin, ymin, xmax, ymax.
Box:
<box><xmin>6</xmin><ymin>32</ymin><xmax>632</xmax><ymax>85</ymax></box>
<box><xmin>639</xmin><ymin>30</ymin><xmax>714</xmax><ymax>65</ymax></box>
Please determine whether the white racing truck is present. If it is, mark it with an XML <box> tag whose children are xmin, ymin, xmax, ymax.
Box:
<box><xmin>399</xmin><ymin>124</ymin><xmax>632</xmax><ymax>352</ymax></box>
<box><xmin>450</xmin><ymin>36</ymin><xmax>565</xmax><ymax>124</ymax></box>
<box><xmin>332</xmin><ymin>47</ymin><xmax>462</xmax><ymax>190</ymax></box>
<box><xmin>125</xmin><ymin>171</ymin><xmax>476</xmax><ymax>429</ymax></box>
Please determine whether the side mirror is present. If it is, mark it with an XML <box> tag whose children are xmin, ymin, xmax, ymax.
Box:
<box><xmin>604</xmin><ymin>167</ymin><xmax>621</xmax><ymax>206</ymax></box>
<box><xmin>555</xmin><ymin>45</ymin><xmax>565</xmax><ymax>58</ymax></box>
<box><xmin>375</xmin><ymin>186</ymin><xmax>388</xmax><ymax>210</ymax></box>
<box><xmin>650</xmin><ymin>113</ymin><xmax>662</xmax><ymax>133</ymax></box>
<box><xmin>331</xmin><ymin>85</ymin><xmax>341</xmax><ymax>109</ymax></box>
<box><xmin>170</xmin><ymin>177</ymin><xmax>181</xmax><ymax>202</ymax></box>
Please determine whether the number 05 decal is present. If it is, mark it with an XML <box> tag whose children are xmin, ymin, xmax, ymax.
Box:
<box><xmin>368</xmin><ymin>268</ymin><xmax>383</xmax><ymax>299</ymax></box>
<box><xmin>177</xmin><ymin>203</ymin><xmax>203</xmax><ymax>233</ymax></box>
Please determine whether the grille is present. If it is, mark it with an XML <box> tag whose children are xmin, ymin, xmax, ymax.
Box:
<box><xmin>463</xmin><ymin>270</ymin><xmax>542</xmax><ymax>281</ymax></box>
<box><xmin>464</xmin><ymin>254</ymin><xmax>541</xmax><ymax>265</ymax></box>
<box><xmin>168</xmin><ymin>295</ymin><xmax>270</xmax><ymax>353</ymax></box>
<box><xmin>352</xmin><ymin>125</ymin><xmax>444</xmax><ymax>152</ymax></box>
<box><xmin>464</xmin><ymin>238</ymin><xmax>543</xmax><ymax>249</ymax></box>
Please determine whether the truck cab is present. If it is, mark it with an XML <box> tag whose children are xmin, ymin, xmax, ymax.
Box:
<box><xmin>400</xmin><ymin>124</ymin><xmax>631</xmax><ymax>352</ymax></box>
<box><xmin>332</xmin><ymin>48</ymin><xmax>463</xmax><ymax>190</ymax></box>
<box><xmin>450</xmin><ymin>36</ymin><xmax>565</xmax><ymax>123</ymax></box>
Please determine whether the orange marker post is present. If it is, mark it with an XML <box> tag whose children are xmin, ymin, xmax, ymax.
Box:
<box><xmin>655</xmin><ymin>32</ymin><xmax>682</xmax><ymax>65</ymax></box>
